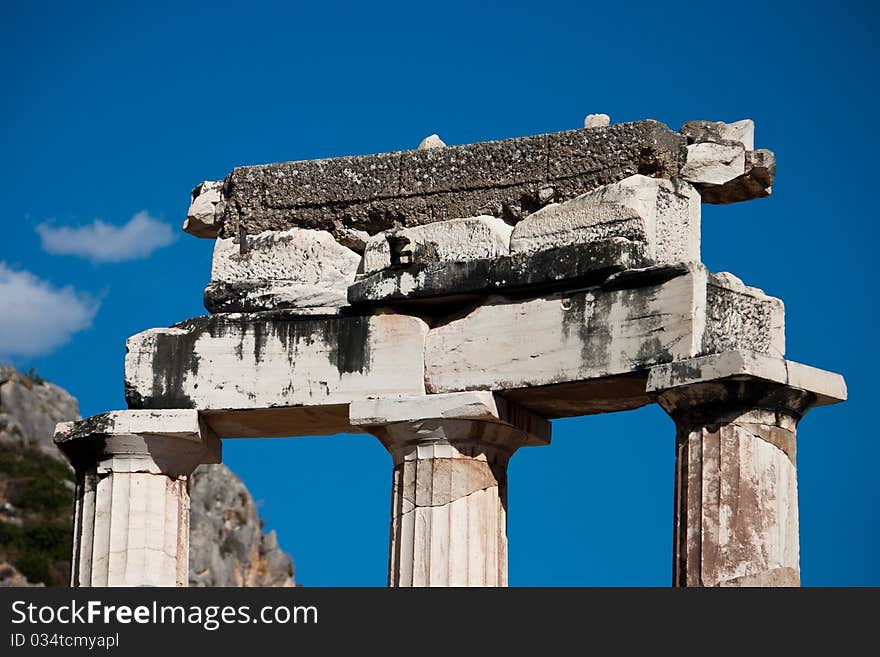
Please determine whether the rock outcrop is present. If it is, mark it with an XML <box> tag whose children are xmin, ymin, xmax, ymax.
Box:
<box><xmin>0</xmin><ymin>365</ymin><xmax>294</xmax><ymax>587</ymax></box>
<box><xmin>0</xmin><ymin>365</ymin><xmax>79</xmax><ymax>456</ymax></box>
<box><xmin>189</xmin><ymin>464</ymin><xmax>294</xmax><ymax>587</ymax></box>
<box><xmin>0</xmin><ymin>367</ymin><xmax>78</xmax><ymax>586</ymax></box>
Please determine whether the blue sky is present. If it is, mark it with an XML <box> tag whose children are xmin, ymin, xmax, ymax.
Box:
<box><xmin>1</xmin><ymin>1</ymin><xmax>876</xmax><ymax>585</ymax></box>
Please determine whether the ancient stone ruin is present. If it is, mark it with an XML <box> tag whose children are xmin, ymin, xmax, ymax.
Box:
<box><xmin>54</xmin><ymin>116</ymin><xmax>846</xmax><ymax>587</ymax></box>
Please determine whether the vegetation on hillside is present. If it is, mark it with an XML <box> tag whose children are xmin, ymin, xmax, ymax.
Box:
<box><xmin>0</xmin><ymin>444</ymin><xmax>74</xmax><ymax>585</ymax></box>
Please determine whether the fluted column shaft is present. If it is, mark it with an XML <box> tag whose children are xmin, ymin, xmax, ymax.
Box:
<box><xmin>55</xmin><ymin>410</ymin><xmax>220</xmax><ymax>587</ymax></box>
<box><xmin>669</xmin><ymin>403</ymin><xmax>802</xmax><ymax>586</ymax></box>
<box><xmin>388</xmin><ymin>428</ymin><xmax>513</xmax><ymax>587</ymax></box>
<box><xmin>350</xmin><ymin>393</ymin><xmax>550</xmax><ymax>587</ymax></box>
<box><xmin>71</xmin><ymin>458</ymin><xmax>192</xmax><ymax>586</ymax></box>
<box><xmin>649</xmin><ymin>354</ymin><xmax>846</xmax><ymax>587</ymax></box>
<box><xmin>656</xmin><ymin>379</ymin><xmax>815</xmax><ymax>587</ymax></box>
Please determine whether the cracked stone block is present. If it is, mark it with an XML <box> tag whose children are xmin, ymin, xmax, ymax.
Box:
<box><xmin>703</xmin><ymin>272</ymin><xmax>785</xmax><ymax>358</ymax></box>
<box><xmin>124</xmin><ymin>313</ymin><xmax>429</xmax><ymax>410</ymax></box>
<box><xmin>681</xmin><ymin>141</ymin><xmax>746</xmax><ymax>185</ymax></box>
<box><xmin>509</xmin><ymin>174</ymin><xmax>701</xmax><ymax>265</ymax></box>
<box><xmin>204</xmin><ymin>282</ymin><xmax>353</xmax><ymax>315</ymax></box>
<box><xmin>205</xmin><ymin>227</ymin><xmax>360</xmax><ymax>313</ymax></box>
<box><xmin>680</xmin><ymin>119</ymin><xmax>774</xmax><ymax>203</ymax></box>
<box><xmin>423</xmin><ymin>264</ymin><xmax>785</xmax><ymax>395</ymax></box>
<box><xmin>361</xmin><ymin>216</ymin><xmax>513</xmax><ymax>276</ymax></box>
<box><xmin>681</xmin><ymin>119</ymin><xmax>755</xmax><ymax>150</ymax></box>
<box><xmin>349</xmin><ymin>237</ymin><xmax>646</xmax><ymax>306</ymax></box>
<box><xmin>424</xmin><ymin>265</ymin><xmax>704</xmax><ymax>394</ymax></box>
<box><xmin>698</xmin><ymin>149</ymin><xmax>775</xmax><ymax>204</ymax></box>
<box><xmin>183</xmin><ymin>180</ymin><xmax>224</xmax><ymax>238</ymax></box>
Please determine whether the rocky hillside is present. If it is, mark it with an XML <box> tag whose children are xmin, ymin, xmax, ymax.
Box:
<box><xmin>189</xmin><ymin>465</ymin><xmax>293</xmax><ymax>586</ymax></box>
<box><xmin>0</xmin><ymin>365</ymin><xmax>294</xmax><ymax>587</ymax></box>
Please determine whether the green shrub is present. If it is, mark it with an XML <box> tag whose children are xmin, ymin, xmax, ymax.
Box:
<box><xmin>0</xmin><ymin>445</ymin><xmax>74</xmax><ymax>586</ymax></box>
<box><xmin>9</xmin><ymin>475</ymin><xmax>71</xmax><ymax>513</ymax></box>
<box><xmin>16</xmin><ymin>552</ymin><xmax>51</xmax><ymax>584</ymax></box>
<box><xmin>25</xmin><ymin>368</ymin><xmax>45</xmax><ymax>386</ymax></box>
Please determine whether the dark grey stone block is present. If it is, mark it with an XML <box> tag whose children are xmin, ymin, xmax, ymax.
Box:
<box><xmin>218</xmin><ymin>121</ymin><xmax>686</xmax><ymax>240</ymax></box>
<box><xmin>347</xmin><ymin>238</ymin><xmax>648</xmax><ymax>306</ymax></box>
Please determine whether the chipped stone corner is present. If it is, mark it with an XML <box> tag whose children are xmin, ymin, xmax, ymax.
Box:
<box><xmin>184</xmin><ymin>180</ymin><xmax>225</xmax><ymax>238</ymax></box>
<box><xmin>679</xmin><ymin>118</ymin><xmax>774</xmax><ymax>204</ymax></box>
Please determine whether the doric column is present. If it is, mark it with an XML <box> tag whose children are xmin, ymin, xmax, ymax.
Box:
<box><xmin>350</xmin><ymin>393</ymin><xmax>550</xmax><ymax>587</ymax></box>
<box><xmin>54</xmin><ymin>410</ymin><xmax>220</xmax><ymax>587</ymax></box>
<box><xmin>648</xmin><ymin>352</ymin><xmax>846</xmax><ymax>587</ymax></box>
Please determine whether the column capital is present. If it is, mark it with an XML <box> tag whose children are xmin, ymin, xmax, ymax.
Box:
<box><xmin>350</xmin><ymin>392</ymin><xmax>550</xmax><ymax>460</ymax></box>
<box><xmin>646</xmin><ymin>351</ymin><xmax>846</xmax><ymax>424</ymax></box>
<box><xmin>54</xmin><ymin>410</ymin><xmax>221</xmax><ymax>478</ymax></box>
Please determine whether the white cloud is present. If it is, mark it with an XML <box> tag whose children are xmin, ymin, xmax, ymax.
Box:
<box><xmin>36</xmin><ymin>211</ymin><xmax>176</xmax><ymax>263</ymax></box>
<box><xmin>0</xmin><ymin>263</ymin><xmax>100</xmax><ymax>358</ymax></box>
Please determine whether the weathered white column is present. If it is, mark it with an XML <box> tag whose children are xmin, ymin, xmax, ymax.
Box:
<box><xmin>54</xmin><ymin>410</ymin><xmax>220</xmax><ymax>587</ymax></box>
<box><xmin>351</xmin><ymin>393</ymin><xmax>550</xmax><ymax>587</ymax></box>
<box><xmin>648</xmin><ymin>352</ymin><xmax>846</xmax><ymax>587</ymax></box>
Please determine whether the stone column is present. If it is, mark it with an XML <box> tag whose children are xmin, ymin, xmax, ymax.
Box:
<box><xmin>647</xmin><ymin>352</ymin><xmax>846</xmax><ymax>587</ymax></box>
<box><xmin>350</xmin><ymin>393</ymin><xmax>550</xmax><ymax>587</ymax></box>
<box><xmin>54</xmin><ymin>410</ymin><xmax>220</xmax><ymax>587</ymax></box>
